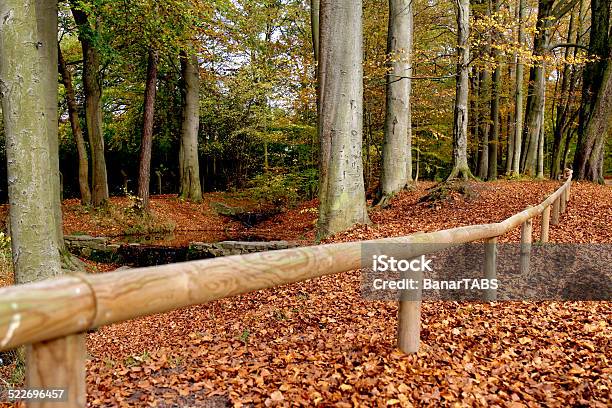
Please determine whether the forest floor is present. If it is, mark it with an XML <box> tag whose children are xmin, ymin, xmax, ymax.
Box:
<box><xmin>1</xmin><ymin>180</ymin><xmax>611</xmax><ymax>407</ymax></box>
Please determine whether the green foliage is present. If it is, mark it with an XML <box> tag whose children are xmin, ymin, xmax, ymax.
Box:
<box><xmin>238</xmin><ymin>329</ymin><xmax>250</xmax><ymax>345</ymax></box>
<box><xmin>0</xmin><ymin>232</ymin><xmax>12</xmax><ymax>286</ymax></box>
<box><xmin>246</xmin><ymin>169</ymin><xmax>318</xmax><ymax>208</ymax></box>
<box><xmin>124</xmin><ymin>350</ymin><xmax>150</xmax><ymax>367</ymax></box>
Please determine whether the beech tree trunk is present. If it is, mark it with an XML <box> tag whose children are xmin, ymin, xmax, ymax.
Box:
<box><xmin>573</xmin><ymin>0</ymin><xmax>611</xmax><ymax>182</ymax></box>
<box><xmin>477</xmin><ymin>70</ymin><xmax>490</xmax><ymax>179</ymax></box>
<box><xmin>512</xmin><ymin>0</ymin><xmax>525</xmax><ymax>175</ymax></box>
<box><xmin>34</xmin><ymin>0</ymin><xmax>65</xmax><ymax>254</ymax></box>
<box><xmin>487</xmin><ymin>0</ymin><xmax>501</xmax><ymax>180</ymax></box>
<box><xmin>448</xmin><ymin>0</ymin><xmax>473</xmax><ymax>180</ymax></box>
<box><xmin>0</xmin><ymin>0</ymin><xmax>62</xmax><ymax>282</ymax></box>
<box><xmin>310</xmin><ymin>0</ymin><xmax>320</xmax><ymax>62</ymax></box>
<box><xmin>551</xmin><ymin>4</ymin><xmax>578</xmax><ymax>178</ymax></box>
<box><xmin>521</xmin><ymin>0</ymin><xmax>554</xmax><ymax>176</ymax></box>
<box><xmin>317</xmin><ymin>0</ymin><xmax>369</xmax><ymax>239</ymax></box>
<box><xmin>59</xmin><ymin>45</ymin><xmax>91</xmax><ymax>205</ymax></box>
<box><xmin>179</xmin><ymin>51</ymin><xmax>203</xmax><ymax>202</ymax></box>
<box><xmin>378</xmin><ymin>0</ymin><xmax>413</xmax><ymax>204</ymax></box>
<box><xmin>71</xmin><ymin>4</ymin><xmax>109</xmax><ymax>207</ymax></box>
<box><xmin>505</xmin><ymin>62</ymin><xmax>515</xmax><ymax>174</ymax></box>
<box><xmin>137</xmin><ymin>48</ymin><xmax>159</xmax><ymax>211</ymax></box>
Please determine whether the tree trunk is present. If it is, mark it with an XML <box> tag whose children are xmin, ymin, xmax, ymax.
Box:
<box><xmin>486</xmin><ymin>0</ymin><xmax>501</xmax><ymax>180</ymax></box>
<box><xmin>573</xmin><ymin>0</ymin><xmax>611</xmax><ymax>182</ymax></box>
<box><xmin>137</xmin><ymin>48</ymin><xmax>159</xmax><ymax>211</ymax></box>
<box><xmin>310</xmin><ymin>0</ymin><xmax>320</xmax><ymax>62</ymax></box>
<box><xmin>35</xmin><ymin>0</ymin><xmax>65</xmax><ymax>254</ymax></box>
<box><xmin>59</xmin><ymin>45</ymin><xmax>91</xmax><ymax>205</ymax></box>
<box><xmin>378</xmin><ymin>0</ymin><xmax>413</xmax><ymax>204</ymax></box>
<box><xmin>178</xmin><ymin>51</ymin><xmax>203</xmax><ymax>202</ymax></box>
<box><xmin>469</xmin><ymin>72</ymin><xmax>480</xmax><ymax>169</ymax></box>
<box><xmin>511</xmin><ymin>0</ymin><xmax>525</xmax><ymax>175</ymax></box>
<box><xmin>550</xmin><ymin>4</ymin><xmax>578</xmax><ymax>178</ymax></box>
<box><xmin>0</xmin><ymin>0</ymin><xmax>62</xmax><ymax>282</ymax></box>
<box><xmin>537</xmin><ymin>120</ymin><xmax>545</xmax><ymax>178</ymax></box>
<box><xmin>71</xmin><ymin>4</ymin><xmax>109</xmax><ymax>207</ymax></box>
<box><xmin>448</xmin><ymin>0</ymin><xmax>473</xmax><ymax>180</ymax></box>
<box><xmin>505</xmin><ymin>62</ymin><xmax>515</xmax><ymax>174</ymax></box>
<box><xmin>317</xmin><ymin>0</ymin><xmax>369</xmax><ymax>239</ymax></box>
<box><xmin>477</xmin><ymin>70</ymin><xmax>490</xmax><ymax>179</ymax></box>
<box><xmin>521</xmin><ymin>0</ymin><xmax>554</xmax><ymax>176</ymax></box>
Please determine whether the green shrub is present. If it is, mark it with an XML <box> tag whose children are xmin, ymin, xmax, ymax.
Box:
<box><xmin>246</xmin><ymin>169</ymin><xmax>318</xmax><ymax>208</ymax></box>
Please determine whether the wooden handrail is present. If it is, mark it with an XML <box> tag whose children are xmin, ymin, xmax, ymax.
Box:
<box><xmin>0</xmin><ymin>173</ymin><xmax>572</xmax><ymax>352</ymax></box>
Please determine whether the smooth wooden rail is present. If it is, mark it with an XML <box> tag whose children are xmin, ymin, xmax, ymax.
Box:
<box><xmin>0</xmin><ymin>172</ymin><xmax>572</xmax><ymax>406</ymax></box>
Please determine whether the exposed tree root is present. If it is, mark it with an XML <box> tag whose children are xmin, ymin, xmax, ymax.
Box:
<box><xmin>419</xmin><ymin>180</ymin><xmax>478</xmax><ymax>207</ymax></box>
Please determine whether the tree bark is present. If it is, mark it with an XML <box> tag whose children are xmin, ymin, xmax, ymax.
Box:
<box><xmin>512</xmin><ymin>0</ymin><xmax>525</xmax><ymax>175</ymax></box>
<box><xmin>137</xmin><ymin>48</ymin><xmax>159</xmax><ymax>211</ymax></box>
<box><xmin>537</xmin><ymin>111</ymin><xmax>545</xmax><ymax>178</ymax></box>
<box><xmin>448</xmin><ymin>0</ymin><xmax>473</xmax><ymax>180</ymax></box>
<box><xmin>550</xmin><ymin>4</ymin><xmax>578</xmax><ymax>178</ymax></box>
<box><xmin>35</xmin><ymin>0</ymin><xmax>65</xmax><ymax>254</ymax></box>
<box><xmin>378</xmin><ymin>0</ymin><xmax>413</xmax><ymax>204</ymax></box>
<box><xmin>317</xmin><ymin>0</ymin><xmax>370</xmax><ymax>239</ymax></box>
<box><xmin>71</xmin><ymin>4</ymin><xmax>109</xmax><ymax>207</ymax></box>
<box><xmin>310</xmin><ymin>0</ymin><xmax>320</xmax><ymax>62</ymax></box>
<box><xmin>487</xmin><ymin>0</ymin><xmax>501</xmax><ymax>180</ymax></box>
<box><xmin>573</xmin><ymin>0</ymin><xmax>611</xmax><ymax>182</ymax></box>
<box><xmin>0</xmin><ymin>0</ymin><xmax>62</xmax><ymax>281</ymax></box>
<box><xmin>477</xmin><ymin>70</ymin><xmax>490</xmax><ymax>179</ymax></box>
<box><xmin>521</xmin><ymin>0</ymin><xmax>554</xmax><ymax>176</ymax></box>
<box><xmin>179</xmin><ymin>51</ymin><xmax>203</xmax><ymax>202</ymax></box>
<box><xmin>59</xmin><ymin>45</ymin><xmax>91</xmax><ymax>205</ymax></box>
<box><xmin>505</xmin><ymin>62</ymin><xmax>515</xmax><ymax>174</ymax></box>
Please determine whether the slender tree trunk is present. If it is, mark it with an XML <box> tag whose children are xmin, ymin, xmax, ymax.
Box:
<box><xmin>378</xmin><ymin>0</ymin><xmax>413</xmax><ymax>204</ymax></box>
<box><xmin>521</xmin><ymin>0</ymin><xmax>554</xmax><ymax>176</ymax></box>
<box><xmin>550</xmin><ymin>5</ymin><xmax>577</xmax><ymax>178</ymax></box>
<box><xmin>505</xmin><ymin>62</ymin><xmax>515</xmax><ymax>174</ymax></box>
<box><xmin>178</xmin><ymin>51</ymin><xmax>203</xmax><ymax>202</ymax></box>
<box><xmin>0</xmin><ymin>0</ymin><xmax>62</xmax><ymax>282</ymax></box>
<box><xmin>537</xmin><ymin>103</ymin><xmax>545</xmax><ymax>178</ymax></box>
<box><xmin>573</xmin><ymin>0</ymin><xmax>611</xmax><ymax>182</ymax></box>
<box><xmin>488</xmin><ymin>66</ymin><xmax>500</xmax><ymax>180</ymax></box>
<box><xmin>448</xmin><ymin>0</ymin><xmax>473</xmax><ymax>180</ymax></box>
<box><xmin>317</xmin><ymin>0</ymin><xmax>369</xmax><ymax>239</ymax></box>
<box><xmin>477</xmin><ymin>70</ymin><xmax>490</xmax><ymax>179</ymax></box>
<box><xmin>488</xmin><ymin>0</ymin><xmax>501</xmax><ymax>181</ymax></box>
<box><xmin>512</xmin><ymin>0</ymin><xmax>525</xmax><ymax>175</ymax></box>
<box><xmin>469</xmin><ymin>72</ymin><xmax>480</xmax><ymax>168</ymax></box>
<box><xmin>71</xmin><ymin>5</ymin><xmax>109</xmax><ymax>206</ymax></box>
<box><xmin>404</xmin><ymin>0</ymin><xmax>414</xmax><ymax>184</ymax></box>
<box><xmin>137</xmin><ymin>48</ymin><xmax>158</xmax><ymax>210</ymax></box>
<box><xmin>59</xmin><ymin>45</ymin><xmax>91</xmax><ymax>205</ymax></box>
<box><xmin>310</xmin><ymin>0</ymin><xmax>320</xmax><ymax>62</ymax></box>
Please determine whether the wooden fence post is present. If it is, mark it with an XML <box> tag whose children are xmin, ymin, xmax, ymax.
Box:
<box><xmin>551</xmin><ymin>198</ymin><xmax>560</xmax><ymax>225</ymax></box>
<box><xmin>560</xmin><ymin>188</ymin><xmax>567</xmax><ymax>213</ymax></box>
<box><xmin>397</xmin><ymin>269</ymin><xmax>422</xmax><ymax>354</ymax></box>
<box><xmin>484</xmin><ymin>237</ymin><xmax>497</xmax><ymax>301</ymax></box>
<box><xmin>520</xmin><ymin>218</ymin><xmax>532</xmax><ymax>274</ymax></box>
<box><xmin>26</xmin><ymin>334</ymin><xmax>86</xmax><ymax>408</ymax></box>
<box><xmin>541</xmin><ymin>205</ymin><xmax>551</xmax><ymax>243</ymax></box>
<box><xmin>397</xmin><ymin>300</ymin><xmax>421</xmax><ymax>354</ymax></box>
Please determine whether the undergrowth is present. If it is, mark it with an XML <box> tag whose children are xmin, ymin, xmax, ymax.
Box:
<box><xmin>82</xmin><ymin>192</ymin><xmax>176</xmax><ymax>237</ymax></box>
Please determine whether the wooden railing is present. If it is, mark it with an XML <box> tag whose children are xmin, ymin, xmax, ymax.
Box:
<box><xmin>0</xmin><ymin>172</ymin><xmax>573</xmax><ymax>407</ymax></box>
